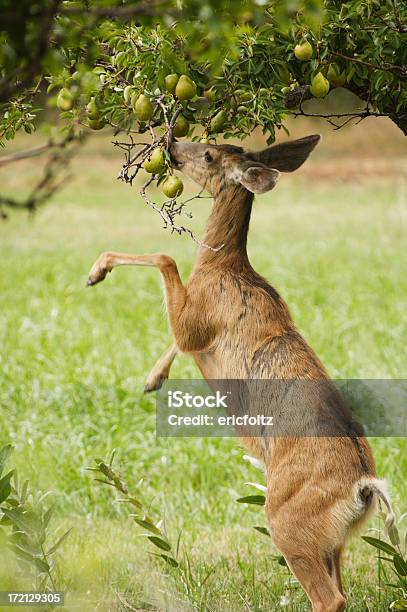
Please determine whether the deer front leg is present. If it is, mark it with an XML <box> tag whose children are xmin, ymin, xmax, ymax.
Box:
<box><xmin>87</xmin><ymin>250</ymin><xmax>186</xmax><ymax>330</ymax></box>
<box><xmin>144</xmin><ymin>343</ymin><xmax>178</xmax><ymax>393</ymax></box>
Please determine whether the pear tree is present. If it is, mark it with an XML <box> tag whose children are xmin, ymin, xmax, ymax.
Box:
<box><xmin>0</xmin><ymin>0</ymin><xmax>406</xmax><ymax>234</ymax></box>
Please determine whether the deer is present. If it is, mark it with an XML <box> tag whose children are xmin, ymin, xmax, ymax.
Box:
<box><xmin>87</xmin><ymin>135</ymin><xmax>394</xmax><ymax>612</ymax></box>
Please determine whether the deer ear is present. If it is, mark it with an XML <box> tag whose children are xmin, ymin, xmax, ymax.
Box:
<box><xmin>239</xmin><ymin>165</ymin><xmax>280</xmax><ymax>194</ymax></box>
<box><xmin>249</xmin><ymin>134</ymin><xmax>320</xmax><ymax>172</ymax></box>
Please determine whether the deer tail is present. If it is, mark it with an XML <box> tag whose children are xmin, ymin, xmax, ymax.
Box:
<box><xmin>359</xmin><ymin>477</ymin><xmax>395</xmax><ymax>532</ymax></box>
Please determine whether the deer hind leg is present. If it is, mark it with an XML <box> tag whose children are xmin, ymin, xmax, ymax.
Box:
<box><xmin>282</xmin><ymin>551</ymin><xmax>345</xmax><ymax>612</ymax></box>
<box><xmin>144</xmin><ymin>343</ymin><xmax>178</xmax><ymax>393</ymax></box>
<box><xmin>269</xmin><ymin>509</ymin><xmax>345</xmax><ymax>612</ymax></box>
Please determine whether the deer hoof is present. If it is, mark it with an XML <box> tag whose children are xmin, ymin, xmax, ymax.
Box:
<box><xmin>87</xmin><ymin>258</ymin><xmax>109</xmax><ymax>286</ymax></box>
<box><xmin>144</xmin><ymin>375</ymin><xmax>166</xmax><ymax>393</ymax></box>
<box><xmin>86</xmin><ymin>271</ymin><xmax>106</xmax><ymax>287</ymax></box>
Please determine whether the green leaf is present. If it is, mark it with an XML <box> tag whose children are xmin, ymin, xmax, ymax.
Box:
<box><xmin>11</xmin><ymin>538</ymin><xmax>40</xmax><ymax>556</ymax></box>
<box><xmin>236</xmin><ymin>495</ymin><xmax>265</xmax><ymax>506</ymax></box>
<box><xmin>42</xmin><ymin>505</ymin><xmax>54</xmax><ymax>530</ymax></box>
<box><xmin>160</xmin><ymin>554</ymin><xmax>179</xmax><ymax>567</ymax></box>
<box><xmin>0</xmin><ymin>470</ymin><xmax>14</xmax><ymax>504</ymax></box>
<box><xmin>0</xmin><ymin>445</ymin><xmax>13</xmax><ymax>479</ymax></box>
<box><xmin>11</xmin><ymin>544</ymin><xmax>49</xmax><ymax>573</ymax></box>
<box><xmin>20</xmin><ymin>480</ymin><xmax>29</xmax><ymax>505</ymax></box>
<box><xmin>0</xmin><ymin>508</ymin><xmax>36</xmax><ymax>534</ymax></box>
<box><xmin>34</xmin><ymin>557</ymin><xmax>50</xmax><ymax>573</ymax></box>
<box><xmin>94</xmin><ymin>478</ymin><xmax>115</xmax><ymax>488</ymax></box>
<box><xmin>271</xmin><ymin>554</ymin><xmax>288</xmax><ymax>567</ymax></box>
<box><xmin>134</xmin><ymin>518</ymin><xmax>161</xmax><ymax>535</ymax></box>
<box><xmin>393</xmin><ymin>554</ymin><xmax>407</xmax><ymax>577</ymax></box>
<box><xmin>118</xmin><ymin>497</ymin><xmax>143</xmax><ymax>509</ymax></box>
<box><xmin>389</xmin><ymin>524</ymin><xmax>400</xmax><ymax>546</ymax></box>
<box><xmin>47</xmin><ymin>527</ymin><xmax>73</xmax><ymax>555</ymax></box>
<box><xmin>253</xmin><ymin>526</ymin><xmax>270</xmax><ymax>536</ymax></box>
<box><xmin>147</xmin><ymin>536</ymin><xmax>171</xmax><ymax>552</ymax></box>
<box><xmin>361</xmin><ymin>536</ymin><xmax>398</xmax><ymax>556</ymax></box>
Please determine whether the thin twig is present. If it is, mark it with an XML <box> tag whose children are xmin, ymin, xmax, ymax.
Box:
<box><xmin>291</xmin><ymin>105</ymin><xmax>390</xmax><ymax>130</ymax></box>
<box><xmin>115</xmin><ymin>102</ymin><xmax>222</xmax><ymax>251</ymax></box>
<box><xmin>330</xmin><ymin>50</ymin><xmax>407</xmax><ymax>76</ymax></box>
<box><xmin>140</xmin><ymin>177</ymin><xmax>222</xmax><ymax>252</ymax></box>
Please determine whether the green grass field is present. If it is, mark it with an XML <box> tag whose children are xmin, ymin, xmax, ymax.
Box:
<box><xmin>0</xmin><ymin>124</ymin><xmax>406</xmax><ymax>611</ymax></box>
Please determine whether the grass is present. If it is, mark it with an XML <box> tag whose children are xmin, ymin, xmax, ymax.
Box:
<box><xmin>0</xmin><ymin>126</ymin><xmax>406</xmax><ymax>610</ymax></box>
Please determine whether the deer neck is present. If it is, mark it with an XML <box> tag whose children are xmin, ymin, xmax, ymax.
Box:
<box><xmin>195</xmin><ymin>185</ymin><xmax>254</xmax><ymax>268</ymax></box>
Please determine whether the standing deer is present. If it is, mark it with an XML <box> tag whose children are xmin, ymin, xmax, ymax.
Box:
<box><xmin>87</xmin><ymin>135</ymin><xmax>393</xmax><ymax>612</ymax></box>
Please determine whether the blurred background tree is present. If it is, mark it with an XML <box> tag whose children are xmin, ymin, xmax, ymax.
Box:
<box><xmin>0</xmin><ymin>0</ymin><xmax>406</xmax><ymax>213</ymax></box>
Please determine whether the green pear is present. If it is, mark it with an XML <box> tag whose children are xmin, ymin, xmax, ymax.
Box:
<box><xmin>86</xmin><ymin>97</ymin><xmax>100</xmax><ymax>120</ymax></box>
<box><xmin>57</xmin><ymin>88</ymin><xmax>74</xmax><ymax>111</ymax></box>
<box><xmin>294</xmin><ymin>41</ymin><xmax>313</xmax><ymax>61</ymax></box>
<box><xmin>162</xmin><ymin>175</ymin><xmax>184</xmax><ymax>198</ymax></box>
<box><xmin>165</xmin><ymin>74</ymin><xmax>179</xmax><ymax>93</ymax></box>
<box><xmin>310</xmin><ymin>72</ymin><xmax>330</xmax><ymax>98</ymax></box>
<box><xmin>133</xmin><ymin>94</ymin><xmax>154</xmax><ymax>121</ymax></box>
<box><xmin>175</xmin><ymin>75</ymin><xmax>197</xmax><ymax>101</ymax></box>
<box><xmin>88</xmin><ymin>118</ymin><xmax>105</xmax><ymax>130</ymax></box>
<box><xmin>143</xmin><ymin>148</ymin><xmax>165</xmax><ymax>174</ymax></box>
<box><xmin>172</xmin><ymin>115</ymin><xmax>190</xmax><ymax>138</ymax></box>
<box><xmin>210</xmin><ymin>109</ymin><xmax>227</xmax><ymax>133</ymax></box>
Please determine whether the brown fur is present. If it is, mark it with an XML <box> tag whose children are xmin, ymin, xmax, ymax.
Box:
<box><xmin>87</xmin><ymin>136</ymin><xmax>392</xmax><ymax>612</ymax></box>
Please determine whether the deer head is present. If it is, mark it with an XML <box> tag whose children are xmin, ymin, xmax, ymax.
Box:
<box><xmin>170</xmin><ymin>134</ymin><xmax>320</xmax><ymax>197</ymax></box>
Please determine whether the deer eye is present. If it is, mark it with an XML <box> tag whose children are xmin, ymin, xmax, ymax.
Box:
<box><xmin>204</xmin><ymin>151</ymin><xmax>213</xmax><ymax>163</ymax></box>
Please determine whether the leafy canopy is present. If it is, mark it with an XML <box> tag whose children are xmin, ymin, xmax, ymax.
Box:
<box><xmin>1</xmin><ymin>0</ymin><xmax>406</xmax><ymax>146</ymax></box>
<box><xmin>0</xmin><ymin>1</ymin><xmax>406</xmax><ymax>218</ymax></box>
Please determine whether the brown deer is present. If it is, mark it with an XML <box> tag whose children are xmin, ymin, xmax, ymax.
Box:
<box><xmin>87</xmin><ymin>135</ymin><xmax>393</xmax><ymax>612</ymax></box>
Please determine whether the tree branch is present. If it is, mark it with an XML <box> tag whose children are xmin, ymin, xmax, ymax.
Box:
<box><xmin>0</xmin><ymin>140</ymin><xmax>66</xmax><ymax>167</ymax></box>
<box><xmin>284</xmin><ymin>84</ymin><xmax>407</xmax><ymax>135</ymax></box>
<box><xmin>291</xmin><ymin>107</ymin><xmax>391</xmax><ymax>130</ymax></box>
<box><xmin>0</xmin><ymin>131</ymin><xmax>84</xmax><ymax>215</ymax></box>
